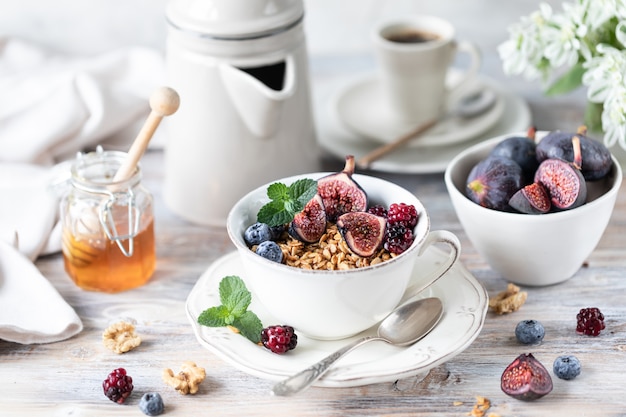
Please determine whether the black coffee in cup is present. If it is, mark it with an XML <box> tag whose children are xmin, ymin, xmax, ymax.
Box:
<box><xmin>385</xmin><ymin>29</ymin><xmax>440</xmax><ymax>44</ymax></box>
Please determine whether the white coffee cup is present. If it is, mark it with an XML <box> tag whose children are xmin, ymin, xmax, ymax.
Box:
<box><xmin>373</xmin><ymin>15</ymin><xmax>481</xmax><ymax>127</ymax></box>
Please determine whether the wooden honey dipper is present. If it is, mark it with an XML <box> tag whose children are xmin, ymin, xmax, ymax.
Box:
<box><xmin>113</xmin><ymin>86</ymin><xmax>180</xmax><ymax>182</ymax></box>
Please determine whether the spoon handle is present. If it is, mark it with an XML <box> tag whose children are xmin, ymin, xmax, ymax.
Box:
<box><xmin>271</xmin><ymin>335</ymin><xmax>384</xmax><ymax>396</ymax></box>
<box><xmin>356</xmin><ymin>118</ymin><xmax>438</xmax><ymax>169</ymax></box>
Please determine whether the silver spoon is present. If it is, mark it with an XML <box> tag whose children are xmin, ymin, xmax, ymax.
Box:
<box><xmin>271</xmin><ymin>296</ymin><xmax>444</xmax><ymax>396</ymax></box>
<box><xmin>356</xmin><ymin>88</ymin><xmax>498</xmax><ymax>169</ymax></box>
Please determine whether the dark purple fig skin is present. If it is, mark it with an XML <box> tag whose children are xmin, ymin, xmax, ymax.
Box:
<box><xmin>466</xmin><ymin>156</ymin><xmax>524</xmax><ymax>212</ymax></box>
<box><xmin>336</xmin><ymin>212</ymin><xmax>386</xmax><ymax>258</ymax></box>
<box><xmin>501</xmin><ymin>353</ymin><xmax>553</xmax><ymax>401</ymax></box>
<box><xmin>318</xmin><ymin>155</ymin><xmax>368</xmax><ymax>221</ymax></box>
<box><xmin>536</xmin><ymin>129</ymin><xmax>612</xmax><ymax>181</ymax></box>
<box><xmin>489</xmin><ymin>127</ymin><xmax>538</xmax><ymax>184</ymax></box>
<box><xmin>509</xmin><ymin>182</ymin><xmax>551</xmax><ymax>214</ymax></box>
<box><xmin>288</xmin><ymin>194</ymin><xmax>327</xmax><ymax>243</ymax></box>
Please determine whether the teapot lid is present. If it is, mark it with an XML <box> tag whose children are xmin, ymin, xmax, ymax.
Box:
<box><xmin>166</xmin><ymin>0</ymin><xmax>304</xmax><ymax>39</ymax></box>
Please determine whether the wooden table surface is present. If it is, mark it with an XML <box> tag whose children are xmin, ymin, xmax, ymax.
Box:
<box><xmin>3</xmin><ymin>51</ymin><xmax>626</xmax><ymax>417</ymax></box>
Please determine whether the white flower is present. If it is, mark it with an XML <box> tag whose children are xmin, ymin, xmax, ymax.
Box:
<box><xmin>500</xmin><ymin>0</ymin><xmax>626</xmax><ymax>149</ymax></box>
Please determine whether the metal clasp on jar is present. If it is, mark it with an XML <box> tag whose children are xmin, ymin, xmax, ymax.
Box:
<box><xmin>98</xmin><ymin>187</ymin><xmax>140</xmax><ymax>257</ymax></box>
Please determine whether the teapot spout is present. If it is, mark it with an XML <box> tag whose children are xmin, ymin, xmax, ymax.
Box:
<box><xmin>219</xmin><ymin>55</ymin><xmax>295</xmax><ymax>138</ymax></box>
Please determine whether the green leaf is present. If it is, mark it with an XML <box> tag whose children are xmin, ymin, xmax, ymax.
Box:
<box><xmin>256</xmin><ymin>178</ymin><xmax>318</xmax><ymax>227</ymax></box>
<box><xmin>197</xmin><ymin>305</ymin><xmax>230</xmax><ymax>327</ymax></box>
<box><xmin>266</xmin><ymin>182</ymin><xmax>289</xmax><ymax>201</ymax></box>
<box><xmin>289</xmin><ymin>179</ymin><xmax>318</xmax><ymax>206</ymax></box>
<box><xmin>233</xmin><ymin>311</ymin><xmax>264</xmax><ymax>344</ymax></box>
<box><xmin>545</xmin><ymin>63</ymin><xmax>585</xmax><ymax>96</ymax></box>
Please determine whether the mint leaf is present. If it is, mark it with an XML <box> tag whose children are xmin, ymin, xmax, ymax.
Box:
<box><xmin>219</xmin><ymin>275</ymin><xmax>250</xmax><ymax>315</ymax></box>
<box><xmin>233</xmin><ymin>311</ymin><xmax>263</xmax><ymax>344</ymax></box>
<box><xmin>290</xmin><ymin>178</ymin><xmax>318</xmax><ymax>206</ymax></box>
<box><xmin>197</xmin><ymin>305</ymin><xmax>231</xmax><ymax>327</ymax></box>
<box><xmin>266</xmin><ymin>182</ymin><xmax>289</xmax><ymax>201</ymax></box>
<box><xmin>256</xmin><ymin>178</ymin><xmax>317</xmax><ymax>227</ymax></box>
<box><xmin>197</xmin><ymin>275</ymin><xmax>263</xmax><ymax>344</ymax></box>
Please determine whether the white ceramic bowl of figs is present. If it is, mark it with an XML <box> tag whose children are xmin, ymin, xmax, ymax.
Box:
<box><xmin>227</xmin><ymin>172</ymin><xmax>461</xmax><ymax>340</ymax></box>
<box><xmin>444</xmin><ymin>131</ymin><xmax>622</xmax><ymax>286</ymax></box>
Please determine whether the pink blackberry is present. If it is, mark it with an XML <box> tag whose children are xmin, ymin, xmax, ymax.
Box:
<box><xmin>387</xmin><ymin>203</ymin><xmax>418</xmax><ymax>228</ymax></box>
<box><xmin>384</xmin><ymin>223</ymin><xmax>414</xmax><ymax>254</ymax></box>
<box><xmin>261</xmin><ymin>325</ymin><xmax>297</xmax><ymax>354</ymax></box>
<box><xmin>576</xmin><ymin>307</ymin><xmax>605</xmax><ymax>336</ymax></box>
<box><xmin>367</xmin><ymin>205</ymin><xmax>388</xmax><ymax>218</ymax></box>
<box><xmin>103</xmin><ymin>367</ymin><xmax>134</xmax><ymax>404</ymax></box>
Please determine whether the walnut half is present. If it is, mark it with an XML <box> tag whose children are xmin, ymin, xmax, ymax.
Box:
<box><xmin>162</xmin><ymin>361</ymin><xmax>206</xmax><ymax>395</ymax></box>
<box><xmin>102</xmin><ymin>321</ymin><xmax>142</xmax><ymax>354</ymax></box>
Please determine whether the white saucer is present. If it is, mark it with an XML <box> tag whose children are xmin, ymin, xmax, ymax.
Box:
<box><xmin>316</xmin><ymin>72</ymin><xmax>532</xmax><ymax>174</ymax></box>
<box><xmin>334</xmin><ymin>71</ymin><xmax>505</xmax><ymax>148</ymax></box>
<box><xmin>185</xmin><ymin>247</ymin><xmax>488</xmax><ymax>388</ymax></box>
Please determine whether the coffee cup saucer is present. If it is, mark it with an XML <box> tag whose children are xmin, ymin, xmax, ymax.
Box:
<box><xmin>333</xmin><ymin>69</ymin><xmax>505</xmax><ymax>148</ymax></box>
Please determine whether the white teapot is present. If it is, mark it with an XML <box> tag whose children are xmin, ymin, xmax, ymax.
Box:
<box><xmin>164</xmin><ymin>0</ymin><xmax>319</xmax><ymax>226</ymax></box>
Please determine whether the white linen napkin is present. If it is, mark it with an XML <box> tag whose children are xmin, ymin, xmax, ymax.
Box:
<box><xmin>0</xmin><ymin>240</ymin><xmax>83</xmax><ymax>344</ymax></box>
<box><xmin>0</xmin><ymin>37</ymin><xmax>167</xmax><ymax>343</ymax></box>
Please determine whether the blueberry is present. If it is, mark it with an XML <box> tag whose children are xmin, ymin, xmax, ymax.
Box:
<box><xmin>515</xmin><ymin>319</ymin><xmax>545</xmax><ymax>345</ymax></box>
<box><xmin>244</xmin><ymin>222</ymin><xmax>272</xmax><ymax>246</ymax></box>
<box><xmin>256</xmin><ymin>241</ymin><xmax>283</xmax><ymax>263</ymax></box>
<box><xmin>138</xmin><ymin>392</ymin><xmax>164</xmax><ymax>416</ymax></box>
<box><xmin>553</xmin><ymin>355</ymin><xmax>581</xmax><ymax>380</ymax></box>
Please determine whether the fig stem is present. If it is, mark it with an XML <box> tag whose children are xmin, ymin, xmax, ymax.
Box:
<box><xmin>572</xmin><ymin>135</ymin><xmax>583</xmax><ymax>170</ymax></box>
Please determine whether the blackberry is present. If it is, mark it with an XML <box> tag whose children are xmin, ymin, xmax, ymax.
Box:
<box><xmin>515</xmin><ymin>319</ymin><xmax>545</xmax><ymax>345</ymax></box>
<box><xmin>261</xmin><ymin>325</ymin><xmax>297</xmax><ymax>354</ymax></box>
<box><xmin>367</xmin><ymin>205</ymin><xmax>388</xmax><ymax>218</ymax></box>
<box><xmin>269</xmin><ymin>224</ymin><xmax>286</xmax><ymax>240</ymax></box>
<box><xmin>103</xmin><ymin>368</ymin><xmax>134</xmax><ymax>404</ymax></box>
<box><xmin>387</xmin><ymin>203</ymin><xmax>418</xmax><ymax>228</ymax></box>
<box><xmin>576</xmin><ymin>307</ymin><xmax>605</xmax><ymax>336</ymax></box>
<box><xmin>139</xmin><ymin>392</ymin><xmax>165</xmax><ymax>416</ymax></box>
<box><xmin>244</xmin><ymin>222</ymin><xmax>272</xmax><ymax>246</ymax></box>
<box><xmin>384</xmin><ymin>223</ymin><xmax>414</xmax><ymax>254</ymax></box>
<box><xmin>553</xmin><ymin>355</ymin><xmax>581</xmax><ymax>380</ymax></box>
<box><xmin>255</xmin><ymin>241</ymin><xmax>283</xmax><ymax>263</ymax></box>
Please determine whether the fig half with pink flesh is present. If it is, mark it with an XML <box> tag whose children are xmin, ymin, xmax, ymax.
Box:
<box><xmin>534</xmin><ymin>135</ymin><xmax>587</xmax><ymax>210</ymax></box>
<box><xmin>501</xmin><ymin>353</ymin><xmax>553</xmax><ymax>401</ymax></box>
<box><xmin>336</xmin><ymin>212</ymin><xmax>386</xmax><ymax>258</ymax></box>
<box><xmin>317</xmin><ymin>155</ymin><xmax>368</xmax><ymax>221</ymax></box>
<box><xmin>509</xmin><ymin>182</ymin><xmax>551</xmax><ymax>214</ymax></box>
<box><xmin>288</xmin><ymin>194</ymin><xmax>327</xmax><ymax>243</ymax></box>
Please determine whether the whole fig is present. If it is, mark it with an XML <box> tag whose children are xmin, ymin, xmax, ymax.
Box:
<box><xmin>336</xmin><ymin>212</ymin><xmax>386</xmax><ymax>258</ymax></box>
<box><xmin>501</xmin><ymin>353</ymin><xmax>553</xmax><ymax>401</ymax></box>
<box><xmin>466</xmin><ymin>155</ymin><xmax>524</xmax><ymax>211</ymax></box>
<box><xmin>288</xmin><ymin>194</ymin><xmax>327</xmax><ymax>243</ymax></box>
<box><xmin>489</xmin><ymin>126</ymin><xmax>539</xmax><ymax>183</ymax></box>
<box><xmin>536</xmin><ymin>126</ymin><xmax>612</xmax><ymax>181</ymax></box>
<box><xmin>535</xmin><ymin>135</ymin><xmax>587</xmax><ymax>210</ymax></box>
<box><xmin>318</xmin><ymin>155</ymin><xmax>368</xmax><ymax>221</ymax></box>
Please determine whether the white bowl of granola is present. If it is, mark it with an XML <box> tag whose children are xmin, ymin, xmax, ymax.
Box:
<box><xmin>227</xmin><ymin>167</ymin><xmax>461</xmax><ymax>340</ymax></box>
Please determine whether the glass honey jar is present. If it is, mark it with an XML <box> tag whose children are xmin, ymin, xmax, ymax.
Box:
<box><xmin>60</xmin><ymin>147</ymin><xmax>155</xmax><ymax>292</ymax></box>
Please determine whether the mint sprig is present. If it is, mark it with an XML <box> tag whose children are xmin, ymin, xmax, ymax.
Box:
<box><xmin>197</xmin><ymin>275</ymin><xmax>263</xmax><ymax>344</ymax></box>
<box><xmin>256</xmin><ymin>178</ymin><xmax>317</xmax><ymax>227</ymax></box>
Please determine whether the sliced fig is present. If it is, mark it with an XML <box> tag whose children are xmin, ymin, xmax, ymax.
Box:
<box><xmin>288</xmin><ymin>194</ymin><xmax>327</xmax><ymax>243</ymax></box>
<box><xmin>501</xmin><ymin>353</ymin><xmax>553</xmax><ymax>401</ymax></box>
<box><xmin>509</xmin><ymin>182</ymin><xmax>551</xmax><ymax>214</ymax></box>
<box><xmin>536</xmin><ymin>125</ymin><xmax>612</xmax><ymax>181</ymax></box>
<box><xmin>489</xmin><ymin>126</ymin><xmax>539</xmax><ymax>184</ymax></box>
<box><xmin>336</xmin><ymin>212</ymin><xmax>386</xmax><ymax>258</ymax></box>
<box><xmin>466</xmin><ymin>155</ymin><xmax>524</xmax><ymax>212</ymax></box>
<box><xmin>534</xmin><ymin>135</ymin><xmax>587</xmax><ymax>210</ymax></box>
<box><xmin>317</xmin><ymin>155</ymin><xmax>368</xmax><ymax>221</ymax></box>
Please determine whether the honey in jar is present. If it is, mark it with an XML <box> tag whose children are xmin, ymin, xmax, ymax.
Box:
<box><xmin>60</xmin><ymin>147</ymin><xmax>156</xmax><ymax>292</ymax></box>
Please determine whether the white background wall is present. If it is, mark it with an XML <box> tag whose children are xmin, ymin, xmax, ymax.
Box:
<box><xmin>0</xmin><ymin>0</ymin><xmax>559</xmax><ymax>60</ymax></box>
